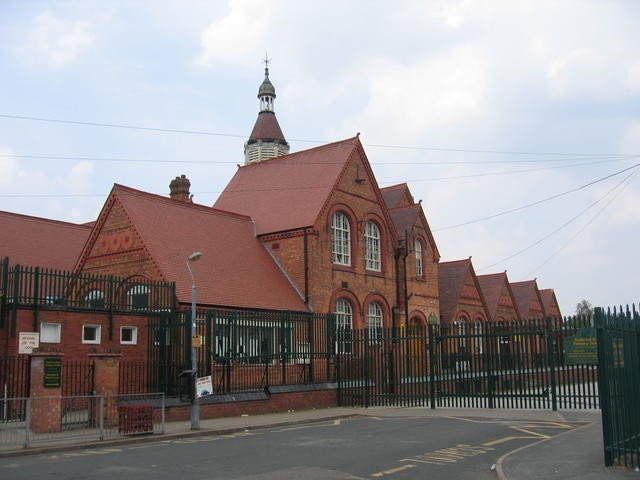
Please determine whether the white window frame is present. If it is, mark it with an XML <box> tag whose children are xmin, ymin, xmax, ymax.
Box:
<box><xmin>366</xmin><ymin>302</ymin><xmax>384</xmax><ymax>343</ymax></box>
<box><xmin>84</xmin><ymin>289</ymin><xmax>105</xmax><ymax>308</ymax></box>
<box><xmin>120</xmin><ymin>325</ymin><xmax>138</xmax><ymax>345</ymax></box>
<box><xmin>40</xmin><ymin>322</ymin><xmax>61</xmax><ymax>343</ymax></box>
<box><xmin>474</xmin><ymin>319</ymin><xmax>483</xmax><ymax>354</ymax></box>
<box><xmin>365</xmin><ymin>221</ymin><xmax>381</xmax><ymax>271</ymax></box>
<box><xmin>456</xmin><ymin>317</ymin><xmax>467</xmax><ymax>348</ymax></box>
<box><xmin>82</xmin><ymin>324</ymin><xmax>101</xmax><ymax>344</ymax></box>
<box><xmin>334</xmin><ymin>298</ymin><xmax>353</xmax><ymax>354</ymax></box>
<box><xmin>331</xmin><ymin>211</ymin><xmax>351</xmax><ymax>266</ymax></box>
<box><xmin>415</xmin><ymin>239</ymin><xmax>424</xmax><ymax>277</ymax></box>
<box><xmin>127</xmin><ymin>284</ymin><xmax>149</xmax><ymax>310</ymax></box>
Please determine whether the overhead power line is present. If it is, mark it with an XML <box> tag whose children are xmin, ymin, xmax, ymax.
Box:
<box><xmin>1</xmin><ymin>113</ymin><xmax>638</xmax><ymax>158</ymax></box>
<box><xmin>525</xmin><ymin>172</ymin><xmax>637</xmax><ymax>276</ymax></box>
<box><xmin>479</xmin><ymin>170</ymin><xmax>636</xmax><ymax>271</ymax></box>
<box><xmin>433</xmin><ymin>163</ymin><xmax>640</xmax><ymax>232</ymax></box>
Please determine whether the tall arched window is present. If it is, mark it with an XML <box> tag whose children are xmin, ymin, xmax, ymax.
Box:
<box><xmin>84</xmin><ymin>289</ymin><xmax>105</xmax><ymax>309</ymax></box>
<box><xmin>366</xmin><ymin>302</ymin><xmax>384</xmax><ymax>342</ymax></box>
<box><xmin>334</xmin><ymin>298</ymin><xmax>353</xmax><ymax>353</ymax></box>
<box><xmin>332</xmin><ymin>211</ymin><xmax>351</xmax><ymax>266</ymax></box>
<box><xmin>474</xmin><ymin>318</ymin><xmax>483</xmax><ymax>354</ymax></box>
<box><xmin>415</xmin><ymin>239</ymin><xmax>424</xmax><ymax>277</ymax></box>
<box><xmin>365</xmin><ymin>221</ymin><xmax>381</xmax><ymax>271</ymax></box>
<box><xmin>127</xmin><ymin>284</ymin><xmax>149</xmax><ymax>310</ymax></box>
<box><xmin>456</xmin><ymin>316</ymin><xmax>467</xmax><ymax>348</ymax></box>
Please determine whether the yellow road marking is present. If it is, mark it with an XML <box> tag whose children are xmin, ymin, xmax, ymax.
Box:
<box><xmin>272</xmin><ymin>419</ymin><xmax>342</xmax><ymax>432</ymax></box>
<box><xmin>371</xmin><ymin>464</ymin><xmax>416</xmax><ymax>477</ymax></box>
<box><xmin>511</xmin><ymin>426</ymin><xmax>551</xmax><ymax>439</ymax></box>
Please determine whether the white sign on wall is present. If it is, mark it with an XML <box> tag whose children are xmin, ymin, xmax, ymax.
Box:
<box><xmin>19</xmin><ymin>332</ymin><xmax>40</xmax><ymax>354</ymax></box>
<box><xmin>196</xmin><ymin>375</ymin><xmax>213</xmax><ymax>398</ymax></box>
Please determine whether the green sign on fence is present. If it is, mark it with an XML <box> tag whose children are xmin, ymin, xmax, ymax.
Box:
<box><xmin>43</xmin><ymin>357</ymin><xmax>62</xmax><ymax>388</ymax></box>
<box><xmin>565</xmin><ymin>327</ymin><xmax>598</xmax><ymax>365</ymax></box>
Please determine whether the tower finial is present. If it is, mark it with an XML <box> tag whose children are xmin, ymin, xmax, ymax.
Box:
<box><xmin>263</xmin><ymin>52</ymin><xmax>271</xmax><ymax>71</ymax></box>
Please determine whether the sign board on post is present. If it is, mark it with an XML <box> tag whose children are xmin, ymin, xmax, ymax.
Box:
<box><xmin>196</xmin><ymin>375</ymin><xmax>213</xmax><ymax>398</ymax></box>
<box><xmin>565</xmin><ymin>327</ymin><xmax>598</xmax><ymax>365</ymax></box>
<box><xmin>192</xmin><ymin>334</ymin><xmax>202</xmax><ymax>348</ymax></box>
<box><xmin>43</xmin><ymin>357</ymin><xmax>63</xmax><ymax>389</ymax></box>
<box><xmin>19</xmin><ymin>332</ymin><xmax>40</xmax><ymax>354</ymax></box>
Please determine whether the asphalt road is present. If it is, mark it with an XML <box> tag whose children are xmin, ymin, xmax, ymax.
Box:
<box><xmin>0</xmin><ymin>414</ymin><xmax>582</xmax><ymax>480</ymax></box>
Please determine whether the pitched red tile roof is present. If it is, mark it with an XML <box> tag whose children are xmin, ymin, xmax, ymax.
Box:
<box><xmin>248</xmin><ymin>111</ymin><xmax>287</xmax><ymax>145</ymax></box>
<box><xmin>477</xmin><ymin>273</ymin><xmax>507</xmax><ymax>318</ymax></box>
<box><xmin>510</xmin><ymin>280</ymin><xmax>546</xmax><ymax>320</ymax></box>
<box><xmin>0</xmin><ymin>210</ymin><xmax>91</xmax><ymax>270</ymax></box>
<box><xmin>388</xmin><ymin>204</ymin><xmax>420</xmax><ymax>237</ymax></box>
<box><xmin>101</xmin><ymin>185</ymin><xmax>307</xmax><ymax>311</ymax></box>
<box><xmin>381</xmin><ymin>183</ymin><xmax>412</xmax><ymax>209</ymax></box>
<box><xmin>438</xmin><ymin>259</ymin><xmax>472</xmax><ymax>323</ymax></box>
<box><xmin>438</xmin><ymin>259</ymin><xmax>491</xmax><ymax>324</ymax></box>
<box><xmin>539</xmin><ymin>288</ymin><xmax>561</xmax><ymax>318</ymax></box>
<box><xmin>214</xmin><ymin>137</ymin><xmax>359</xmax><ymax>235</ymax></box>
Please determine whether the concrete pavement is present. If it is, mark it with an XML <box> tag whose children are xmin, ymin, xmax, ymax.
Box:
<box><xmin>1</xmin><ymin>406</ymin><xmax>637</xmax><ymax>479</ymax></box>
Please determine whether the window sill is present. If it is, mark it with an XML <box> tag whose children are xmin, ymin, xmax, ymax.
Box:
<box><xmin>332</xmin><ymin>264</ymin><xmax>356</xmax><ymax>274</ymax></box>
<box><xmin>365</xmin><ymin>270</ymin><xmax>385</xmax><ymax>279</ymax></box>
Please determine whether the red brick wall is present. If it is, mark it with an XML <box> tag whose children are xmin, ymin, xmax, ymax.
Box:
<box><xmin>164</xmin><ymin>388</ymin><xmax>337</xmax><ymax>421</ymax></box>
<box><xmin>307</xmin><ymin>152</ymin><xmax>398</xmax><ymax>327</ymax></box>
<box><xmin>4</xmin><ymin>308</ymin><xmax>148</xmax><ymax>361</ymax></box>
<box><xmin>81</xmin><ymin>199</ymin><xmax>162</xmax><ymax>281</ymax></box>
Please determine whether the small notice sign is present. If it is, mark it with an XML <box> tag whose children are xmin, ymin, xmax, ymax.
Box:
<box><xmin>565</xmin><ymin>327</ymin><xmax>598</xmax><ymax>365</ymax></box>
<box><xmin>191</xmin><ymin>334</ymin><xmax>202</xmax><ymax>348</ymax></box>
<box><xmin>196</xmin><ymin>375</ymin><xmax>213</xmax><ymax>398</ymax></box>
<box><xmin>18</xmin><ymin>332</ymin><xmax>39</xmax><ymax>354</ymax></box>
<box><xmin>43</xmin><ymin>357</ymin><xmax>63</xmax><ymax>389</ymax></box>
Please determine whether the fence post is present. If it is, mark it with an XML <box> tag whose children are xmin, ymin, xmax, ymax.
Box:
<box><xmin>0</xmin><ymin>256</ymin><xmax>8</xmax><ymax>328</ymax></box>
<box><xmin>32</xmin><ymin>267</ymin><xmax>40</xmax><ymax>331</ymax></box>
<box><xmin>99</xmin><ymin>396</ymin><xmax>104</xmax><ymax>441</ymax></box>
<box><xmin>161</xmin><ymin>393</ymin><xmax>166</xmax><ymax>435</ymax></box>
<box><xmin>594</xmin><ymin>307</ymin><xmax>613</xmax><ymax>466</ymax></box>
<box><xmin>546</xmin><ymin>317</ymin><xmax>558</xmax><ymax>411</ymax></box>
<box><xmin>11</xmin><ymin>264</ymin><xmax>20</xmax><ymax>338</ymax></box>
<box><xmin>24</xmin><ymin>397</ymin><xmax>30</xmax><ymax>448</ymax></box>
<box><xmin>486</xmin><ymin>321</ymin><xmax>495</xmax><ymax>409</ymax></box>
<box><xmin>428</xmin><ymin>324</ymin><xmax>436</xmax><ymax>409</ymax></box>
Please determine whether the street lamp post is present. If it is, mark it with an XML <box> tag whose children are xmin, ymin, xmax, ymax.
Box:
<box><xmin>186</xmin><ymin>251</ymin><xmax>203</xmax><ymax>430</ymax></box>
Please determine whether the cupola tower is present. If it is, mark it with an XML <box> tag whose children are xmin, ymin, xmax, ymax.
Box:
<box><xmin>244</xmin><ymin>57</ymin><xmax>290</xmax><ymax>165</ymax></box>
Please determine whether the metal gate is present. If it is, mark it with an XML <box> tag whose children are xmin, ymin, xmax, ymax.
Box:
<box><xmin>337</xmin><ymin>317</ymin><xmax>599</xmax><ymax>410</ymax></box>
<box><xmin>596</xmin><ymin>305</ymin><xmax>640</xmax><ymax>468</ymax></box>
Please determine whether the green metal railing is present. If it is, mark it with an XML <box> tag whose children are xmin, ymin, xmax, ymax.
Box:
<box><xmin>596</xmin><ymin>305</ymin><xmax>640</xmax><ymax>469</ymax></box>
<box><xmin>141</xmin><ymin>309</ymin><xmax>336</xmax><ymax>397</ymax></box>
<box><xmin>0</xmin><ymin>256</ymin><xmax>175</xmax><ymax>315</ymax></box>
<box><xmin>337</xmin><ymin>317</ymin><xmax>600</xmax><ymax>410</ymax></box>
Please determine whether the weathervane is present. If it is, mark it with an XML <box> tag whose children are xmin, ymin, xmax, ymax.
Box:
<box><xmin>263</xmin><ymin>53</ymin><xmax>271</xmax><ymax>69</ymax></box>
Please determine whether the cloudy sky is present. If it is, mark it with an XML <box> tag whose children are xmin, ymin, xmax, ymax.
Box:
<box><xmin>1</xmin><ymin>0</ymin><xmax>639</xmax><ymax>315</ymax></box>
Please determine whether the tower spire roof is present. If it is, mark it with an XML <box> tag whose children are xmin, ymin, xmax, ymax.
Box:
<box><xmin>244</xmin><ymin>57</ymin><xmax>290</xmax><ymax>165</ymax></box>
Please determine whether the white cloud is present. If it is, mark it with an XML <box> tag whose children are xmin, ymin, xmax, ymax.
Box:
<box><xmin>345</xmin><ymin>45</ymin><xmax>489</xmax><ymax>142</ymax></box>
<box><xmin>626</xmin><ymin>62</ymin><xmax>640</xmax><ymax>92</ymax></box>
<box><xmin>24</xmin><ymin>11</ymin><xmax>96</xmax><ymax>66</ymax></box>
<box><xmin>194</xmin><ymin>0</ymin><xmax>279</xmax><ymax>66</ymax></box>
<box><xmin>546</xmin><ymin>48</ymin><xmax>607</xmax><ymax>98</ymax></box>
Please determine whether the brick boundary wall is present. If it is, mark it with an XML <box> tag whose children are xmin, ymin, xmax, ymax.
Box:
<box><xmin>164</xmin><ymin>388</ymin><xmax>338</xmax><ymax>422</ymax></box>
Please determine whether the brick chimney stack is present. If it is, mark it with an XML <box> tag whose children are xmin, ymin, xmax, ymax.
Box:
<box><xmin>169</xmin><ymin>174</ymin><xmax>192</xmax><ymax>202</ymax></box>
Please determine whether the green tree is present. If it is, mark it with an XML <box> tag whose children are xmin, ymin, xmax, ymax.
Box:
<box><xmin>575</xmin><ymin>299</ymin><xmax>594</xmax><ymax>325</ymax></box>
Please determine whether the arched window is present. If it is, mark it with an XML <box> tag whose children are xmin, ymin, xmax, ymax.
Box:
<box><xmin>366</xmin><ymin>302</ymin><xmax>384</xmax><ymax>342</ymax></box>
<box><xmin>456</xmin><ymin>316</ymin><xmax>467</xmax><ymax>348</ymax></box>
<box><xmin>84</xmin><ymin>289</ymin><xmax>105</xmax><ymax>309</ymax></box>
<box><xmin>364</xmin><ymin>221</ymin><xmax>381</xmax><ymax>271</ymax></box>
<box><xmin>334</xmin><ymin>298</ymin><xmax>353</xmax><ymax>353</ymax></box>
<box><xmin>474</xmin><ymin>318</ymin><xmax>483</xmax><ymax>354</ymax></box>
<box><xmin>127</xmin><ymin>284</ymin><xmax>149</xmax><ymax>310</ymax></box>
<box><xmin>332</xmin><ymin>211</ymin><xmax>351</xmax><ymax>266</ymax></box>
<box><xmin>415</xmin><ymin>239</ymin><xmax>424</xmax><ymax>277</ymax></box>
